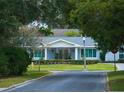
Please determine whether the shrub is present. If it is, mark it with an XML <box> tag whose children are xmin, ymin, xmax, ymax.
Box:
<box><xmin>0</xmin><ymin>47</ymin><xmax>31</xmax><ymax>76</ymax></box>
<box><xmin>40</xmin><ymin>59</ymin><xmax>100</xmax><ymax>65</ymax></box>
<box><xmin>0</xmin><ymin>51</ymin><xmax>9</xmax><ymax>76</ymax></box>
<box><xmin>118</xmin><ymin>59</ymin><xmax>124</xmax><ymax>63</ymax></box>
<box><xmin>104</xmin><ymin>59</ymin><xmax>124</xmax><ymax>63</ymax></box>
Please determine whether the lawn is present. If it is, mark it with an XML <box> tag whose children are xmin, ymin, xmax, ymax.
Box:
<box><xmin>108</xmin><ymin>71</ymin><xmax>124</xmax><ymax>91</ymax></box>
<box><xmin>28</xmin><ymin>63</ymin><xmax>114</xmax><ymax>71</ymax></box>
<box><xmin>0</xmin><ymin>71</ymin><xmax>50</xmax><ymax>88</ymax></box>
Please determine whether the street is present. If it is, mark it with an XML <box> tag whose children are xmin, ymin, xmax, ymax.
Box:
<box><xmin>6</xmin><ymin>71</ymin><xmax>107</xmax><ymax>92</ymax></box>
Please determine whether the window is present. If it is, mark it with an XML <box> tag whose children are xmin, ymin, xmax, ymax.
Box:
<box><xmin>119</xmin><ymin>50</ymin><xmax>124</xmax><ymax>59</ymax></box>
<box><xmin>81</xmin><ymin>49</ymin><xmax>96</xmax><ymax>57</ymax></box>
<box><xmin>34</xmin><ymin>50</ymin><xmax>41</xmax><ymax>57</ymax></box>
<box><xmin>93</xmin><ymin>49</ymin><xmax>97</xmax><ymax>57</ymax></box>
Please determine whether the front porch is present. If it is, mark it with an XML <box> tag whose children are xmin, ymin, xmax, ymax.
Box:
<box><xmin>31</xmin><ymin>47</ymin><xmax>99</xmax><ymax>61</ymax></box>
<box><xmin>44</xmin><ymin>47</ymin><xmax>81</xmax><ymax>60</ymax></box>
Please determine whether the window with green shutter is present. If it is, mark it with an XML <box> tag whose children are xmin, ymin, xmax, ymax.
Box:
<box><xmin>34</xmin><ymin>50</ymin><xmax>41</xmax><ymax>57</ymax></box>
<box><xmin>93</xmin><ymin>49</ymin><xmax>96</xmax><ymax>57</ymax></box>
<box><xmin>81</xmin><ymin>49</ymin><xmax>96</xmax><ymax>57</ymax></box>
<box><xmin>119</xmin><ymin>50</ymin><xmax>124</xmax><ymax>59</ymax></box>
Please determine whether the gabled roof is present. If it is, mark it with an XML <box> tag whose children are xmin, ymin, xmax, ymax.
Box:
<box><xmin>47</xmin><ymin>39</ymin><xmax>79</xmax><ymax>46</ymax></box>
<box><xmin>40</xmin><ymin>37</ymin><xmax>96</xmax><ymax>47</ymax></box>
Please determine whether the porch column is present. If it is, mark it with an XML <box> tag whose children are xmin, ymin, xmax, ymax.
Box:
<box><xmin>75</xmin><ymin>47</ymin><xmax>78</xmax><ymax>60</ymax></box>
<box><xmin>44</xmin><ymin>48</ymin><xmax>47</xmax><ymax>60</ymax></box>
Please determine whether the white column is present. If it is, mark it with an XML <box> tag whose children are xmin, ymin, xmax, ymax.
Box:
<box><xmin>44</xmin><ymin>48</ymin><xmax>47</xmax><ymax>60</ymax></box>
<box><xmin>75</xmin><ymin>47</ymin><xmax>78</xmax><ymax>60</ymax></box>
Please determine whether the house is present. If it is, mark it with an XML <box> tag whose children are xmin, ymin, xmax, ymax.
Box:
<box><xmin>26</xmin><ymin>29</ymin><xmax>124</xmax><ymax>61</ymax></box>
<box><xmin>31</xmin><ymin>37</ymin><xmax>100</xmax><ymax>61</ymax></box>
<box><xmin>105</xmin><ymin>50</ymin><xmax>124</xmax><ymax>61</ymax></box>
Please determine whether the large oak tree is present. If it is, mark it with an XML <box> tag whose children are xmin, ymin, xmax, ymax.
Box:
<box><xmin>70</xmin><ymin>0</ymin><xmax>124</xmax><ymax>52</ymax></box>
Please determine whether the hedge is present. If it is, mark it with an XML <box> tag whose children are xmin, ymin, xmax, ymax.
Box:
<box><xmin>104</xmin><ymin>59</ymin><xmax>124</xmax><ymax>63</ymax></box>
<box><xmin>38</xmin><ymin>59</ymin><xmax>100</xmax><ymax>65</ymax></box>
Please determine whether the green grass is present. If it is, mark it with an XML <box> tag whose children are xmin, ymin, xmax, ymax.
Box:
<box><xmin>0</xmin><ymin>71</ymin><xmax>50</xmax><ymax>88</ymax></box>
<box><xmin>0</xmin><ymin>63</ymin><xmax>114</xmax><ymax>88</ymax></box>
<box><xmin>28</xmin><ymin>63</ymin><xmax>114</xmax><ymax>71</ymax></box>
<box><xmin>108</xmin><ymin>71</ymin><xmax>124</xmax><ymax>91</ymax></box>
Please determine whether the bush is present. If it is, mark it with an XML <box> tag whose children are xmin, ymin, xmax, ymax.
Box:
<box><xmin>40</xmin><ymin>59</ymin><xmax>100</xmax><ymax>65</ymax></box>
<box><xmin>118</xmin><ymin>59</ymin><xmax>124</xmax><ymax>63</ymax></box>
<box><xmin>104</xmin><ymin>59</ymin><xmax>124</xmax><ymax>63</ymax></box>
<box><xmin>0</xmin><ymin>52</ymin><xmax>9</xmax><ymax>76</ymax></box>
<box><xmin>0</xmin><ymin>47</ymin><xmax>31</xmax><ymax>76</ymax></box>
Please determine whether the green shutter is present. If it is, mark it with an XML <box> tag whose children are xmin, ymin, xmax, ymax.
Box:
<box><xmin>89</xmin><ymin>49</ymin><xmax>92</xmax><ymax>57</ymax></box>
<box><xmin>34</xmin><ymin>50</ymin><xmax>37</xmax><ymax>57</ymax></box>
<box><xmin>86</xmin><ymin>49</ymin><xmax>89</xmax><ymax>57</ymax></box>
<box><xmin>81</xmin><ymin>49</ymin><xmax>96</xmax><ymax>57</ymax></box>
<box><xmin>34</xmin><ymin>50</ymin><xmax>41</xmax><ymax>57</ymax></box>
<box><xmin>119</xmin><ymin>50</ymin><xmax>124</xmax><ymax>59</ymax></box>
<box><xmin>93</xmin><ymin>49</ymin><xmax>96</xmax><ymax>57</ymax></box>
<box><xmin>81</xmin><ymin>49</ymin><xmax>84</xmax><ymax>57</ymax></box>
<box><xmin>119</xmin><ymin>54</ymin><xmax>124</xmax><ymax>59</ymax></box>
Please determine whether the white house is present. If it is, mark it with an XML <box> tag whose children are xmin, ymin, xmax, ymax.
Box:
<box><xmin>31</xmin><ymin>37</ymin><xmax>100</xmax><ymax>61</ymax></box>
<box><xmin>105</xmin><ymin>50</ymin><xmax>124</xmax><ymax>61</ymax></box>
<box><xmin>25</xmin><ymin>29</ymin><xmax>124</xmax><ymax>61</ymax></box>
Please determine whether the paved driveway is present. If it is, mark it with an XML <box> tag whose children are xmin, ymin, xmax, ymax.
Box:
<box><xmin>116</xmin><ymin>63</ymin><xmax>124</xmax><ymax>71</ymax></box>
<box><xmin>5</xmin><ymin>71</ymin><xmax>107</xmax><ymax>92</ymax></box>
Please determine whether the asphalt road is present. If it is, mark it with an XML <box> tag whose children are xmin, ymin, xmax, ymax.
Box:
<box><xmin>6</xmin><ymin>71</ymin><xmax>107</xmax><ymax>92</ymax></box>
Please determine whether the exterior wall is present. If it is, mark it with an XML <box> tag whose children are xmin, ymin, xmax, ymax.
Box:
<box><xmin>78</xmin><ymin>48</ymin><xmax>81</xmax><ymax>60</ymax></box>
<box><xmin>105</xmin><ymin>51</ymin><xmax>119</xmax><ymax>61</ymax></box>
<box><xmin>96</xmin><ymin>50</ymin><xmax>100</xmax><ymax>60</ymax></box>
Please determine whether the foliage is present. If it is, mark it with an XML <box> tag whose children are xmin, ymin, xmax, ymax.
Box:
<box><xmin>39</xmin><ymin>0</ymin><xmax>75</xmax><ymax>28</ymax></box>
<box><xmin>39</xmin><ymin>59</ymin><xmax>100</xmax><ymax>65</ymax></box>
<box><xmin>0</xmin><ymin>47</ymin><xmax>31</xmax><ymax>76</ymax></box>
<box><xmin>70</xmin><ymin>0</ymin><xmax>124</xmax><ymax>52</ymax></box>
<box><xmin>0</xmin><ymin>51</ymin><xmax>9</xmax><ymax>75</ymax></box>
<box><xmin>38</xmin><ymin>27</ymin><xmax>53</xmax><ymax>36</ymax></box>
<box><xmin>0</xmin><ymin>0</ymin><xmax>76</xmax><ymax>47</ymax></box>
<box><xmin>64</xmin><ymin>31</ymin><xmax>80</xmax><ymax>37</ymax></box>
<box><xmin>0</xmin><ymin>0</ymin><xmax>41</xmax><ymax>47</ymax></box>
<box><xmin>17</xmin><ymin>25</ymin><xmax>41</xmax><ymax>47</ymax></box>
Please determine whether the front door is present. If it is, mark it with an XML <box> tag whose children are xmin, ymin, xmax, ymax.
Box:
<box><xmin>56</xmin><ymin>48</ymin><xmax>71</xmax><ymax>59</ymax></box>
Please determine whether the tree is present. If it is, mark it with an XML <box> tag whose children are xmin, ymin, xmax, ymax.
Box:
<box><xmin>0</xmin><ymin>0</ymin><xmax>41</xmax><ymax>47</ymax></box>
<box><xmin>64</xmin><ymin>30</ymin><xmax>80</xmax><ymax>37</ymax></box>
<box><xmin>38</xmin><ymin>27</ymin><xmax>54</xmax><ymax>36</ymax></box>
<box><xmin>0</xmin><ymin>0</ymin><xmax>76</xmax><ymax>47</ymax></box>
<box><xmin>17</xmin><ymin>25</ymin><xmax>40</xmax><ymax>47</ymax></box>
<box><xmin>39</xmin><ymin>0</ymin><xmax>75</xmax><ymax>28</ymax></box>
<box><xmin>70</xmin><ymin>0</ymin><xmax>124</xmax><ymax>52</ymax></box>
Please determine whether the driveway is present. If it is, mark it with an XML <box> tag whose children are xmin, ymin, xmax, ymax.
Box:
<box><xmin>5</xmin><ymin>71</ymin><xmax>107</xmax><ymax>92</ymax></box>
<box><xmin>116</xmin><ymin>63</ymin><xmax>124</xmax><ymax>71</ymax></box>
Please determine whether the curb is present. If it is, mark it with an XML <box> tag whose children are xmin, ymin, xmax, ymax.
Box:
<box><xmin>106</xmin><ymin>72</ymin><xmax>110</xmax><ymax>92</ymax></box>
<box><xmin>0</xmin><ymin>73</ymin><xmax>52</xmax><ymax>92</ymax></box>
